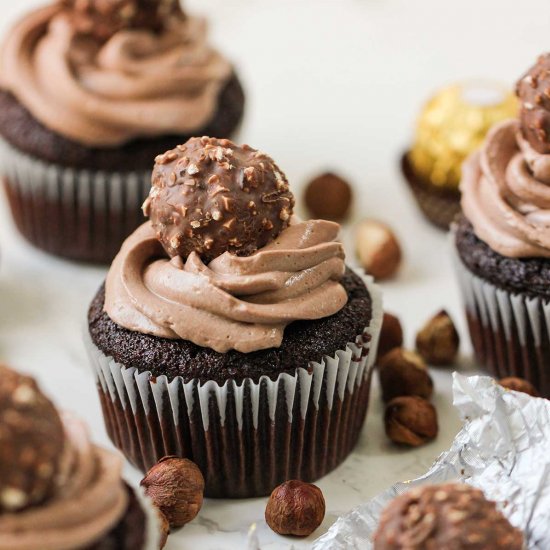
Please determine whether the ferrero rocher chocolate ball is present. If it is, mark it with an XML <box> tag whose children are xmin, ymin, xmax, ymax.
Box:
<box><xmin>373</xmin><ymin>483</ymin><xmax>524</xmax><ymax>550</ymax></box>
<box><xmin>0</xmin><ymin>365</ymin><xmax>65</xmax><ymax>512</ymax></box>
<box><xmin>517</xmin><ymin>53</ymin><xmax>550</xmax><ymax>154</ymax></box>
<box><xmin>409</xmin><ymin>81</ymin><xmax>517</xmax><ymax>190</ymax></box>
<box><xmin>60</xmin><ymin>0</ymin><xmax>184</xmax><ymax>41</ymax></box>
<box><xmin>144</xmin><ymin>137</ymin><xmax>295</xmax><ymax>263</ymax></box>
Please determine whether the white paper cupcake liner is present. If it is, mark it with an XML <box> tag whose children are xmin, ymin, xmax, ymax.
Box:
<box><xmin>85</xmin><ymin>274</ymin><xmax>383</xmax><ymax>498</ymax></box>
<box><xmin>453</xmin><ymin>246</ymin><xmax>550</xmax><ymax>397</ymax></box>
<box><xmin>0</xmin><ymin>137</ymin><xmax>150</xmax><ymax>263</ymax></box>
<box><xmin>135</xmin><ymin>487</ymin><xmax>162</xmax><ymax>550</ymax></box>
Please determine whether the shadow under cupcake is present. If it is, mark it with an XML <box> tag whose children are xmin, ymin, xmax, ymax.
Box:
<box><xmin>86</xmin><ymin>137</ymin><xmax>383</xmax><ymax>498</ymax></box>
<box><xmin>454</xmin><ymin>53</ymin><xmax>550</xmax><ymax>398</ymax></box>
<box><xmin>0</xmin><ymin>0</ymin><xmax>244</xmax><ymax>263</ymax></box>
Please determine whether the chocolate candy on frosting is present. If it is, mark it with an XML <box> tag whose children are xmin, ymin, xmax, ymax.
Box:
<box><xmin>517</xmin><ymin>53</ymin><xmax>550</xmax><ymax>154</ymax></box>
<box><xmin>144</xmin><ymin>137</ymin><xmax>295</xmax><ymax>263</ymax></box>
<box><xmin>60</xmin><ymin>0</ymin><xmax>184</xmax><ymax>41</ymax></box>
<box><xmin>373</xmin><ymin>483</ymin><xmax>523</xmax><ymax>550</ymax></box>
<box><xmin>0</xmin><ymin>364</ymin><xmax>64</xmax><ymax>512</ymax></box>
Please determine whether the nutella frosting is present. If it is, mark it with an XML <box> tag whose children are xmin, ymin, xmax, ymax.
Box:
<box><xmin>461</xmin><ymin>119</ymin><xmax>550</xmax><ymax>258</ymax></box>
<box><xmin>0</xmin><ymin>5</ymin><xmax>232</xmax><ymax>146</ymax></box>
<box><xmin>105</xmin><ymin>219</ymin><xmax>348</xmax><ymax>353</ymax></box>
<box><xmin>0</xmin><ymin>415</ymin><xmax>129</xmax><ymax>550</ymax></box>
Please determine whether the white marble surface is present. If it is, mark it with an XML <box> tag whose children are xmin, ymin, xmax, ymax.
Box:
<box><xmin>0</xmin><ymin>0</ymin><xmax>548</xmax><ymax>548</ymax></box>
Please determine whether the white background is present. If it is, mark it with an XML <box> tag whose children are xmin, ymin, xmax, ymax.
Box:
<box><xmin>0</xmin><ymin>1</ymin><xmax>547</xmax><ymax>548</ymax></box>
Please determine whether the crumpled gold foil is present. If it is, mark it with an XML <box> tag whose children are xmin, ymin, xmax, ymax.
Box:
<box><xmin>409</xmin><ymin>82</ymin><xmax>518</xmax><ymax>191</ymax></box>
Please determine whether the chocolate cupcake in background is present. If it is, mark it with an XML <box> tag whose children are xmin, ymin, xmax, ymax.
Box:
<box><xmin>0</xmin><ymin>364</ymin><xmax>160</xmax><ymax>549</ymax></box>
<box><xmin>454</xmin><ymin>53</ymin><xmax>550</xmax><ymax>398</ymax></box>
<box><xmin>0</xmin><ymin>0</ymin><xmax>245</xmax><ymax>263</ymax></box>
<box><xmin>402</xmin><ymin>81</ymin><xmax>517</xmax><ymax>230</ymax></box>
<box><xmin>373</xmin><ymin>483</ymin><xmax>523</xmax><ymax>549</ymax></box>
<box><xmin>86</xmin><ymin>136</ymin><xmax>383</xmax><ymax>498</ymax></box>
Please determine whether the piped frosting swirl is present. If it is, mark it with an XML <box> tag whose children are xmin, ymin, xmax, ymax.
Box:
<box><xmin>105</xmin><ymin>219</ymin><xmax>348</xmax><ymax>353</ymax></box>
<box><xmin>0</xmin><ymin>415</ymin><xmax>128</xmax><ymax>550</ymax></box>
<box><xmin>461</xmin><ymin>119</ymin><xmax>550</xmax><ymax>258</ymax></box>
<box><xmin>0</xmin><ymin>4</ymin><xmax>232</xmax><ymax>146</ymax></box>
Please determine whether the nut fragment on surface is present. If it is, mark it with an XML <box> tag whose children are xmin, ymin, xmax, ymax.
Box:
<box><xmin>499</xmin><ymin>377</ymin><xmax>540</xmax><ymax>397</ymax></box>
<box><xmin>355</xmin><ymin>219</ymin><xmax>402</xmax><ymax>280</ymax></box>
<box><xmin>0</xmin><ymin>364</ymin><xmax>65</xmax><ymax>513</ymax></box>
<box><xmin>265</xmin><ymin>480</ymin><xmax>325</xmax><ymax>537</ymax></box>
<box><xmin>384</xmin><ymin>396</ymin><xmax>438</xmax><ymax>447</ymax></box>
<box><xmin>304</xmin><ymin>172</ymin><xmax>353</xmax><ymax>221</ymax></box>
<box><xmin>377</xmin><ymin>312</ymin><xmax>404</xmax><ymax>360</ymax></box>
<box><xmin>416</xmin><ymin>310</ymin><xmax>460</xmax><ymax>366</ymax></box>
<box><xmin>378</xmin><ymin>348</ymin><xmax>433</xmax><ymax>402</ymax></box>
<box><xmin>373</xmin><ymin>483</ymin><xmax>524</xmax><ymax>550</ymax></box>
<box><xmin>141</xmin><ymin>456</ymin><xmax>205</xmax><ymax>528</ymax></box>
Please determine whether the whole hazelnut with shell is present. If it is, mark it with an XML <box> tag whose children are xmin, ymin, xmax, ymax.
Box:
<box><xmin>265</xmin><ymin>480</ymin><xmax>326</xmax><ymax>537</ymax></box>
<box><xmin>416</xmin><ymin>310</ymin><xmax>460</xmax><ymax>366</ymax></box>
<box><xmin>0</xmin><ymin>364</ymin><xmax>65</xmax><ymax>512</ymax></box>
<box><xmin>140</xmin><ymin>456</ymin><xmax>205</xmax><ymax>528</ymax></box>
<box><xmin>384</xmin><ymin>396</ymin><xmax>438</xmax><ymax>447</ymax></box>
<box><xmin>499</xmin><ymin>377</ymin><xmax>539</xmax><ymax>397</ymax></box>
<box><xmin>144</xmin><ymin>137</ymin><xmax>295</xmax><ymax>263</ymax></box>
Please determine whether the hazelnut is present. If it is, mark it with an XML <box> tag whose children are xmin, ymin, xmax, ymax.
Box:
<box><xmin>157</xmin><ymin>510</ymin><xmax>170</xmax><ymax>549</ymax></box>
<box><xmin>265</xmin><ymin>480</ymin><xmax>325</xmax><ymax>537</ymax></box>
<box><xmin>416</xmin><ymin>310</ymin><xmax>460</xmax><ymax>366</ymax></box>
<box><xmin>377</xmin><ymin>312</ymin><xmax>404</xmax><ymax>360</ymax></box>
<box><xmin>385</xmin><ymin>396</ymin><xmax>438</xmax><ymax>447</ymax></box>
<box><xmin>140</xmin><ymin>456</ymin><xmax>204</xmax><ymax>528</ymax></box>
<box><xmin>355</xmin><ymin>219</ymin><xmax>402</xmax><ymax>280</ymax></box>
<box><xmin>499</xmin><ymin>377</ymin><xmax>540</xmax><ymax>397</ymax></box>
<box><xmin>304</xmin><ymin>172</ymin><xmax>353</xmax><ymax>221</ymax></box>
<box><xmin>378</xmin><ymin>348</ymin><xmax>433</xmax><ymax>402</ymax></box>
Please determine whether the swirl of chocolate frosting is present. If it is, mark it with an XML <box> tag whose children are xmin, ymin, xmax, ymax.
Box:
<box><xmin>104</xmin><ymin>219</ymin><xmax>348</xmax><ymax>353</ymax></box>
<box><xmin>0</xmin><ymin>415</ymin><xmax>129</xmax><ymax>550</ymax></box>
<box><xmin>0</xmin><ymin>4</ymin><xmax>232</xmax><ymax>146</ymax></box>
<box><xmin>461</xmin><ymin>119</ymin><xmax>550</xmax><ymax>258</ymax></box>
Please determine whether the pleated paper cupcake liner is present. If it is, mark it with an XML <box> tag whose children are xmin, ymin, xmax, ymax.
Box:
<box><xmin>0</xmin><ymin>137</ymin><xmax>151</xmax><ymax>263</ymax></box>
<box><xmin>86</xmin><ymin>275</ymin><xmax>383</xmax><ymax>498</ymax></box>
<box><xmin>135</xmin><ymin>487</ymin><xmax>162</xmax><ymax>550</ymax></box>
<box><xmin>454</xmin><ymin>247</ymin><xmax>550</xmax><ymax>398</ymax></box>
<box><xmin>401</xmin><ymin>152</ymin><xmax>461</xmax><ymax>230</ymax></box>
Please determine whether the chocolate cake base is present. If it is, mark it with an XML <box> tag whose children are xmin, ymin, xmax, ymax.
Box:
<box><xmin>86</xmin><ymin>484</ymin><xmax>147</xmax><ymax>550</ymax></box>
<box><xmin>454</xmin><ymin>216</ymin><xmax>550</xmax><ymax>397</ymax></box>
<box><xmin>0</xmin><ymin>73</ymin><xmax>245</xmax><ymax>171</ymax></box>
<box><xmin>401</xmin><ymin>152</ymin><xmax>461</xmax><ymax>231</ymax></box>
<box><xmin>87</xmin><ymin>271</ymin><xmax>380</xmax><ymax>497</ymax></box>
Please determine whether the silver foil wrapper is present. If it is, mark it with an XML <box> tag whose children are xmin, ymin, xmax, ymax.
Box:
<box><xmin>313</xmin><ymin>374</ymin><xmax>550</xmax><ymax>549</ymax></box>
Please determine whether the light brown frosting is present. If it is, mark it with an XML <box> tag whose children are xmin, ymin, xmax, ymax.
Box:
<box><xmin>461</xmin><ymin>119</ymin><xmax>550</xmax><ymax>258</ymax></box>
<box><xmin>0</xmin><ymin>415</ymin><xmax>129</xmax><ymax>550</ymax></box>
<box><xmin>0</xmin><ymin>5</ymin><xmax>232</xmax><ymax>146</ymax></box>
<box><xmin>105</xmin><ymin>219</ymin><xmax>348</xmax><ymax>353</ymax></box>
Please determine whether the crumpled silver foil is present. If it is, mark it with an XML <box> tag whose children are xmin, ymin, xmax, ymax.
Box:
<box><xmin>312</xmin><ymin>374</ymin><xmax>550</xmax><ymax>550</ymax></box>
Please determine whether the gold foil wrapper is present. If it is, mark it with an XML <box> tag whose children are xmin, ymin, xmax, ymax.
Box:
<box><xmin>409</xmin><ymin>81</ymin><xmax>518</xmax><ymax>191</ymax></box>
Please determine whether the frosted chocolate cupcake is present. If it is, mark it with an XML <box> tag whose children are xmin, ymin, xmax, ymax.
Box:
<box><xmin>0</xmin><ymin>364</ymin><xmax>160</xmax><ymax>549</ymax></box>
<box><xmin>0</xmin><ymin>0</ymin><xmax>244</xmax><ymax>263</ymax></box>
<box><xmin>86</xmin><ymin>137</ymin><xmax>383</xmax><ymax>498</ymax></box>
<box><xmin>455</xmin><ymin>53</ymin><xmax>550</xmax><ymax>398</ymax></box>
<box><xmin>402</xmin><ymin>82</ymin><xmax>517</xmax><ymax>229</ymax></box>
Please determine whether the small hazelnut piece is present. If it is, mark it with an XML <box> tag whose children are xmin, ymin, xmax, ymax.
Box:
<box><xmin>265</xmin><ymin>480</ymin><xmax>325</xmax><ymax>537</ymax></box>
<box><xmin>140</xmin><ymin>456</ymin><xmax>204</xmax><ymax>528</ymax></box>
<box><xmin>377</xmin><ymin>312</ymin><xmax>404</xmax><ymax>360</ymax></box>
<box><xmin>355</xmin><ymin>219</ymin><xmax>402</xmax><ymax>280</ymax></box>
<box><xmin>378</xmin><ymin>348</ymin><xmax>433</xmax><ymax>402</ymax></box>
<box><xmin>385</xmin><ymin>396</ymin><xmax>438</xmax><ymax>447</ymax></box>
<box><xmin>499</xmin><ymin>377</ymin><xmax>540</xmax><ymax>397</ymax></box>
<box><xmin>304</xmin><ymin>172</ymin><xmax>353</xmax><ymax>221</ymax></box>
<box><xmin>157</xmin><ymin>510</ymin><xmax>170</xmax><ymax>549</ymax></box>
<box><xmin>416</xmin><ymin>310</ymin><xmax>460</xmax><ymax>366</ymax></box>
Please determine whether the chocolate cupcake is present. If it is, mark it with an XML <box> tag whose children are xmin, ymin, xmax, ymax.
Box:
<box><xmin>0</xmin><ymin>364</ymin><xmax>161</xmax><ymax>549</ymax></box>
<box><xmin>373</xmin><ymin>483</ymin><xmax>523</xmax><ymax>549</ymax></box>
<box><xmin>86</xmin><ymin>137</ymin><xmax>383</xmax><ymax>498</ymax></box>
<box><xmin>0</xmin><ymin>0</ymin><xmax>244</xmax><ymax>263</ymax></box>
<box><xmin>402</xmin><ymin>81</ymin><xmax>517</xmax><ymax>230</ymax></box>
<box><xmin>454</xmin><ymin>53</ymin><xmax>550</xmax><ymax>398</ymax></box>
